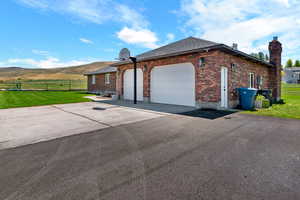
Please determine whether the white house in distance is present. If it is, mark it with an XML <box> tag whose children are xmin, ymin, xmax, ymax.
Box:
<box><xmin>283</xmin><ymin>67</ymin><xmax>300</xmax><ymax>84</ymax></box>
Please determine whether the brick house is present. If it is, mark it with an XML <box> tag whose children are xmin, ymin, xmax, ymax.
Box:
<box><xmin>283</xmin><ymin>67</ymin><xmax>300</xmax><ymax>84</ymax></box>
<box><xmin>85</xmin><ymin>66</ymin><xmax>117</xmax><ymax>95</ymax></box>
<box><xmin>112</xmin><ymin>36</ymin><xmax>282</xmax><ymax>109</ymax></box>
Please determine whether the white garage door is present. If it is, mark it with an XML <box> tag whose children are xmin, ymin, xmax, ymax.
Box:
<box><xmin>123</xmin><ymin>69</ymin><xmax>143</xmax><ymax>101</ymax></box>
<box><xmin>151</xmin><ymin>63</ymin><xmax>195</xmax><ymax>107</ymax></box>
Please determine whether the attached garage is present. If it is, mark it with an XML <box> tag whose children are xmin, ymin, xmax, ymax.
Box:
<box><xmin>114</xmin><ymin>36</ymin><xmax>282</xmax><ymax>109</ymax></box>
<box><xmin>123</xmin><ymin>69</ymin><xmax>144</xmax><ymax>101</ymax></box>
<box><xmin>150</xmin><ymin>63</ymin><xmax>196</xmax><ymax>107</ymax></box>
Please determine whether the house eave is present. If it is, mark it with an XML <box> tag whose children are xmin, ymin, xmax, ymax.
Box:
<box><xmin>112</xmin><ymin>44</ymin><xmax>274</xmax><ymax>68</ymax></box>
<box><xmin>84</xmin><ymin>71</ymin><xmax>117</xmax><ymax>76</ymax></box>
<box><xmin>219</xmin><ymin>45</ymin><xmax>274</xmax><ymax>68</ymax></box>
<box><xmin>111</xmin><ymin>45</ymin><xmax>223</xmax><ymax>66</ymax></box>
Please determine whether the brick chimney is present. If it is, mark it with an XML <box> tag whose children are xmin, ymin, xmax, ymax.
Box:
<box><xmin>268</xmin><ymin>36</ymin><xmax>282</xmax><ymax>101</ymax></box>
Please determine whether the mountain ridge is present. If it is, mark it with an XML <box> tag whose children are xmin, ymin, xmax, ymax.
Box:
<box><xmin>0</xmin><ymin>61</ymin><xmax>114</xmax><ymax>81</ymax></box>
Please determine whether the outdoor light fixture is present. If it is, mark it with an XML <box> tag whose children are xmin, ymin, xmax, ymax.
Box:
<box><xmin>199</xmin><ymin>57</ymin><xmax>205</xmax><ymax>68</ymax></box>
<box><xmin>231</xmin><ymin>63</ymin><xmax>238</xmax><ymax>72</ymax></box>
<box><xmin>143</xmin><ymin>64</ymin><xmax>148</xmax><ymax>72</ymax></box>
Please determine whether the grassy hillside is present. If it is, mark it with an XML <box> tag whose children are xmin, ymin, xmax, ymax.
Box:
<box><xmin>0</xmin><ymin>61</ymin><xmax>114</xmax><ymax>82</ymax></box>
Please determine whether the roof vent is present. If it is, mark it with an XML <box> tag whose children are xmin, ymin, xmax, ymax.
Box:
<box><xmin>232</xmin><ymin>43</ymin><xmax>238</xmax><ymax>50</ymax></box>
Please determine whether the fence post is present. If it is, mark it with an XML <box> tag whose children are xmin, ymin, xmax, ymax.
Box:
<box><xmin>69</xmin><ymin>80</ymin><xmax>71</xmax><ymax>91</ymax></box>
<box><xmin>16</xmin><ymin>82</ymin><xmax>22</xmax><ymax>90</ymax></box>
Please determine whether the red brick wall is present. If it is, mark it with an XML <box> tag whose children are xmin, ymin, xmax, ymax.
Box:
<box><xmin>87</xmin><ymin>72</ymin><xmax>116</xmax><ymax>94</ymax></box>
<box><xmin>116</xmin><ymin>51</ymin><xmax>217</xmax><ymax>100</ymax></box>
<box><xmin>116</xmin><ymin>50</ymin><xmax>277</xmax><ymax>108</ymax></box>
<box><xmin>212</xmin><ymin>51</ymin><xmax>271</xmax><ymax>104</ymax></box>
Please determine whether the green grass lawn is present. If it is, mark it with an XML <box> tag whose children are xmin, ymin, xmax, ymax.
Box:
<box><xmin>0</xmin><ymin>91</ymin><xmax>93</xmax><ymax>109</ymax></box>
<box><xmin>244</xmin><ymin>84</ymin><xmax>300</xmax><ymax>119</ymax></box>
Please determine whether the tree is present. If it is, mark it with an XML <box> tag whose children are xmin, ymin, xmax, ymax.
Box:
<box><xmin>294</xmin><ymin>60</ymin><xmax>300</xmax><ymax>67</ymax></box>
<box><xmin>265</xmin><ymin>54</ymin><xmax>269</xmax><ymax>61</ymax></box>
<box><xmin>250</xmin><ymin>53</ymin><xmax>259</xmax><ymax>58</ymax></box>
<box><xmin>258</xmin><ymin>52</ymin><xmax>264</xmax><ymax>60</ymax></box>
<box><xmin>286</xmin><ymin>59</ymin><xmax>293</xmax><ymax>68</ymax></box>
<box><xmin>251</xmin><ymin>52</ymin><xmax>269</xmax><ymax>62</ymax></box>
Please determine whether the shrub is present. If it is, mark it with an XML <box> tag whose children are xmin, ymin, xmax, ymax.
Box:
<box><xmin>255</xmin><ymin>95</ymin><xmax>271</xmax><ymax>109</ymax></box>
<box><xmin>262</xmin><ymin>99</ymin><xmax>270</xmax><ymax>108</ymax></box>
<box><xmin>276</xmin><ymin>99</ymin><xmax>285</xmax><ymax>104</ymax></box>
<box><xmin>256</xmin><ymin>95</ymin><xmax>266</xmax><ymax>101</ymax></box>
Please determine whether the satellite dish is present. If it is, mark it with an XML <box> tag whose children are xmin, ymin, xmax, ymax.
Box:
<box><xmin>119</xmin><ymin>48</ymin><xmax>131</xmax><ymax>61</ymax></box>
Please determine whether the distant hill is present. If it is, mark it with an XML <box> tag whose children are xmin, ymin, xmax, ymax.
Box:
<box><xmin>0</xmin><ymin>61</ymin><xmax>114</xmax><ymax>82</ymax></box>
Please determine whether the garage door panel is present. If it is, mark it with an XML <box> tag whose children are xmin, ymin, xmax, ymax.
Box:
<box><xmin>124</xmin><ymin>69</ymin><xmax>143</xmax><ymax>101</ymax></box>
<box><xmin>151</xmin><ymin>63</ymin><xmax>195</xmax><ymax>107</ymax></box>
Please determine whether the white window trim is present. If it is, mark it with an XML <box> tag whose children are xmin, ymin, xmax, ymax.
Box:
<box><xmin>105</xmin><ymin>73</ymin><xmax>110</xmax><ymax>85</ymax></box>
<box><xmin>249</xmin><ymin>73</ymin><xmax>255</xmax><ymax>88</ymax></box>
<box><xmin>92</xmin><ymin>75</ymin><xmax>96</xmax><ymax>85</ymax></box>
<box><xmin>258</xmin><ymin>75</ymin><xmax>263</xmax><ymax>86</ymax></box>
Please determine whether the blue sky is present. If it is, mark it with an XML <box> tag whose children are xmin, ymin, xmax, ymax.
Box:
<box><xmin>0</xmin><ymin>0</ymin><xmax>299</xmax><ymax>68</ymax></box>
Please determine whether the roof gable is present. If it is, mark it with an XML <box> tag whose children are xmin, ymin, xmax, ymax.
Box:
<box><xmin>84</xmin><ymin>66</ymin><xmax>117</xmax><ymax>75</ymax></box>
<box><xmin>136</xmin><ymin>37</ymin><xmax>220</xmax><ymax>60</ymax></box>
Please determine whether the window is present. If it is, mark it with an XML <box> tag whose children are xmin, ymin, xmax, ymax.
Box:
<box><xmin>257</xmin><ymin>75</ymin><xmax>263</xmax><ymax>85</ymax></box>
<box><xmin>249</xmin><ymin>73</ymin><xmax>255</xmax><ymax>88</ymax></box>
<box><xmin>105</xmin><ymin>73</ymin><xmax>110</xmax><ymax>84</ymax></box>
<box><xmin>92</xmin><ymin>75</ymin><xmax>96</xmax><ymax>85</ymax></box>
<box><xmin>257</xmin><ymin>75</ymin><xmax>263</xmax><ymax>89</ymax></box>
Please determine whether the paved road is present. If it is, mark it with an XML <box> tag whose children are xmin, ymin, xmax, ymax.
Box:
<box><xmin>1</xmin><ymin>113</ymin><xmax>300</xmax><ymax>200</ymax></box>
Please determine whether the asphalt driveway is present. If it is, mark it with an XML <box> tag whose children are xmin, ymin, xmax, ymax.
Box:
<box><xmin>1</xmin><ymin>112</ymin><xmax>300</xmax><ymax>200</ymax></box>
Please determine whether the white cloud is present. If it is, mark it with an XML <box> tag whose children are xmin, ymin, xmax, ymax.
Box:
<box><xmin>179</xmin><ymin>0</ymin><xmax>300</xmax><ymax>61</ymax></box>
<box><xmin>116</xmin><ymin>4</ymin><xmax>148</xmax><ymax>29</ymax></box>
<box><xmin>6</xmin><ymin>57</ymin><xmax>97</xmax><ymax>68</ymax></box>
<box><xmin>16</xmin><ymin>0</ymin><xmax>148</xmax><ymax>28</ymax></box>
<box><xmin>16</xmin><ymin>0</ymin><xmax>160</xmax><ymax>49</ymax></box>
<box><xmin>80</xmin><ymin>38</ymin><xmax>93</xmax><ymax>44</ymax></box>
<box><xmin>32</xmin><ymin>49</ymin><xmax>50</xmax><ymax>56</ymax></box>
<box><xmin>18</xmin><ymin>0</ymin><xmax>48</xmax><ymax>8</ymax></box>
<box><xmin>114</xmin><ymin>5</ymin><xmax>160</xmax><ymax>48</ymax></box>
<box><xmin>63</xmin><ymin>0</ymin><xmax>113</xmax><ymax>24</ymax></box>
<box><xmin>202</xmin><ymin>16</ymin><xmax>294</xmax><ymax>53</ymax></box>
<box><xmin>275</xmin><ymin>0</ymin><xmax>290</xmax><ymax>7</ymax></box>
<box><xmin>117</xmin><ymin>27</ymin><xmax>159</xmax><ymax>49</ymax></box>
<box><xmin>167</xmin><ymin>33</ymin><xmax>175</xmax><ymax>41</ymax></box>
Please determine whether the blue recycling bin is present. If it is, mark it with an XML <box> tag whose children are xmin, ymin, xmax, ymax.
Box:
<box><xmin>237</xmin><ymin>88</ymin><xmax>258</xmax><ymax>110</ymax></box>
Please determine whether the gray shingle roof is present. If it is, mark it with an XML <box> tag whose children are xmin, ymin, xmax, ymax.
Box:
<box><xmin>84</xmin><ymin>66</ymin><xmax>117</xmax><ymax>75</ymax></box>
<box><xmin>136</xmin><ymin>37</ymin><xmax>220</xmax><ymax>60</ymax></box>
<box><xmin>112</xmin><ymin>36</ymin><xmax>273</xmax><ymax>67</ymax></box>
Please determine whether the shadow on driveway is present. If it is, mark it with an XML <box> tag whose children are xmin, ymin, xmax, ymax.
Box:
<box><xmin>92</xmin><ymin>99</ymin><xmax>197</xmax><ymax>114</ymax></box>
<box><xmin>180</xmin><ymin>109</ymin><xmax>238</xmax><ymax>120</ymax></box>
<box><xmin>93</xmin><ymin>99</ymin><xmax>238</xmax><ymax>120</ymax></box>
